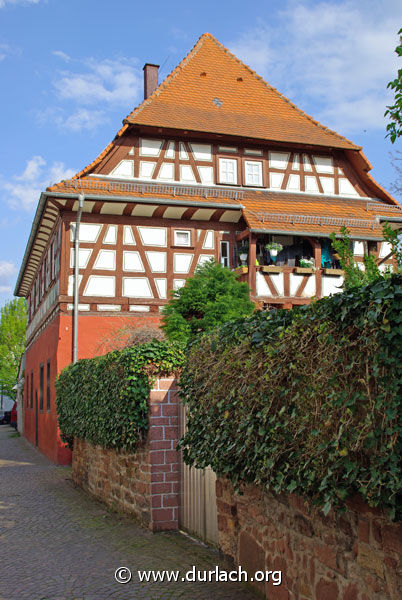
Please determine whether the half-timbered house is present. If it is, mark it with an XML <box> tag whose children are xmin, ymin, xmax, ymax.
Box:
<box><xmin>15</xmin><ymin>33</ymin><xmax>402</xmax><ymax>463</ymax></box>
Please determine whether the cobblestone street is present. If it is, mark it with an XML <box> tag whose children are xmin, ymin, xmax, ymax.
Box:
<box><xmin>0</xmin><ymin>425</ymin><xmax>255</xmax><ymax>600</ymax></box>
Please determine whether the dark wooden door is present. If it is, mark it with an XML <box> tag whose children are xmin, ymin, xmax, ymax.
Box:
<box><xmin>35</xmin><ymin>391</ymin><xmax>38</xmax><ymax>447</ymax></box>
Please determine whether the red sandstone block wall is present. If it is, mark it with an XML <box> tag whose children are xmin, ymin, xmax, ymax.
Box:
<box><xmin>72</xmin><ymin>378</ymin><xmax>180</xmax><ymax>532</ymax></box>
<box><xmin>216</xmin><ymin>478</ymin><xmax>401</xmax><ymax>600</ymax></box>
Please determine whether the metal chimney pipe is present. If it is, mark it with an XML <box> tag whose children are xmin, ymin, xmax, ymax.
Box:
<box><xmin>143</xmin><ymin>63</ymin><xmax>159</xmax><ymax>99</ymax></box>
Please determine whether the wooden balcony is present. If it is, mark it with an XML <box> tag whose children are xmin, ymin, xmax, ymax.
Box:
<box><xmin>235</xmin><ymin>265</ymin><xmax>345</xmax><ymax>307</ymax></box>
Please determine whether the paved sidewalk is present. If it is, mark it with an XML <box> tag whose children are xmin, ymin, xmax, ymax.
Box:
<box><xmin>0</xmin><ymin>425</ymin><xmax>256</xmax><ymax>600</ymax></box>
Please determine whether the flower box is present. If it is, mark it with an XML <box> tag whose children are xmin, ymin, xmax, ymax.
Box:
<box><xmin>295</xmin><ymin>267</ymin><xmax>315</xmax><ymax>274</ymax></box>
<box><xmin>262</xmin><ymin>265</ymin><xmax>283</xmax><ymax>273</ymax></box>
<box><xmin>323</xmin><ymin>268</ymin><xmax>344</xmax><ymax>276</ymax></box>
<box><xmin>235</xmin><ymin>266</ymin><xmax>248</xmax><ymax>274</ymax></box>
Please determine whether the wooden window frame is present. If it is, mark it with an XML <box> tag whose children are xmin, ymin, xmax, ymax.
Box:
<box><xmin>46</xmin><ymin>360</ymin><xmax>51</xmax><ymax>412</ymax></box>
<box><xmin>39</xmin><ymin>363</ymin><xmax>44</xmax><ymax>412</ymax></box>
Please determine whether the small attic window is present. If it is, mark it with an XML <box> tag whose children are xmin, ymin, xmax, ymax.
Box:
<box><xmin>213</xmin><ymin>97</ymin><xmax>223</xmax><ymax>107</ymax></box>
<box><xmin>237</xmin><ymin>77</ymin><xmax>243</xmax><ymax>82</ymax></box>
<box><xmin>200</xmin><ymin>71</ymin><xmax>207</xmax><ymax>77</ymax></box>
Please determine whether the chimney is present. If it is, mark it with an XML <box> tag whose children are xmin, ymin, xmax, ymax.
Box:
<box><xmin>143</xmin><ymin>63</ymin><xmax>159</xmax><ymax>99</ymax></box>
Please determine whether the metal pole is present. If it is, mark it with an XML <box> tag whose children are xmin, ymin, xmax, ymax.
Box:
<box><xmin>73</xmin><ymin>194</ymin><xmax>85</xmax><ymax>364</ymax></box>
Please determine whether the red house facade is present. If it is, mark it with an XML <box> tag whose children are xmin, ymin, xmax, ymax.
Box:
<box><xmin>15</xmin><ymin>33</ymin><xmax>401</xmax><ymax>464</ymax></box>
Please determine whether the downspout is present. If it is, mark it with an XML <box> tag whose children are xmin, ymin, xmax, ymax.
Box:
<box><xmin>73</xmin><ymin>194</ymin><xmax>85</xmax><ymax>364</ymax></box>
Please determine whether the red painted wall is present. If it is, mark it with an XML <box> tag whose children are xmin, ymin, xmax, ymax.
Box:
<box><xmin>24</xmin><ymin>311</ymin><xmax>162</xmax><ymax>464</ymax></box>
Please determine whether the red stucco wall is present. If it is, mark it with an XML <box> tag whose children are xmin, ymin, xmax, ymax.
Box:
<box><xmin>24</xmin><ymin>311</ymin><xmax>162</xmax><ymax>464</ymax></box>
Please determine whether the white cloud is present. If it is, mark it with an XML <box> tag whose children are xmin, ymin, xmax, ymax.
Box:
<box><xmin>63</xmin><ymin>108</ymin><xmax>107</xmax><ymax>132</ymax></box>
<box><xmin>0</xmin><ymin>0</ymin><xmax>41</xmax><ymax>7</ymax></box>
<box><xmin>0</xmin><ymin>155</ymin><xmax>75</xmax><ymax>212</ymax></box>
<box><xmin>52</xmin><ymin>50</ymin><xmax>71</xmax><ymax>63</ymax></box>
<box><xmin>0</xmin><ymin>261</ymin><xmax>16</xmax><ymax>295</ymax></box>
<box><xmin>228</xmin><ymin>0</ymin><xmax>402</xmax><ymax>134</ymax></box>
<box><xmin>53</xmin><ymin>57</ymin><xmax>142</xmax><ymax>106</ymax></box>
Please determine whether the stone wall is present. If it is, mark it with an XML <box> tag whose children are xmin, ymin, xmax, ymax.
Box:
<box><xmin>216</xmin><ymin>478</ymin><xmax>401</xmax><ymax>600</ymax></box>
<box><xmin>72</xmin><ymin>378</ymin><xmax>180</xmax><ymax>532</ymax></box>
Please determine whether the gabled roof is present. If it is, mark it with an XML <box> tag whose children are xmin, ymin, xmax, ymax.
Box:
<box><xmin>124</xmin><ymin>33</ymin><xmax>359</xmax><ymax>150</ymax></box>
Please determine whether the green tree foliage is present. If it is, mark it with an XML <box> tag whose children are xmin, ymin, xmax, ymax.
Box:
<box><xmin>385</xmin><ymin>28</ymin><xmax>402</xmax><ymax>143</ymax></box>
<box><xmin>161</xmin><ymin>260</ymin><xmax>255</xmax><ymax>343</ymax></box>
<box><xmin>179</xmin><ymin>276</ymin><xmax>402</xmax><ymax>519</ymax></box>
<box><xmin>0</xmin><ymin>298</ymin><xmax>26</xmax><ymax>398</ymax></box>
<box><xmin>56</xmin><ymin>340</ymin><xmax>185</xmax><ymax>451</ymax></box>
<box><xmin>330</xmin><ymin>224</ymin><xmax>401</xmax><ymax>290</ymax></box>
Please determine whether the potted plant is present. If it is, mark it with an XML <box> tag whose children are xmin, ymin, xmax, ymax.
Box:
<box><xmin>238</xmin><ymin>241</ymin><xmax>249</xmax><ymax>266</ymax></box>
<box><xmin>265</xmin><ymin>241</ymin><xmax>283</xmax><ymax>257</ymax></box>
<box><xmin>295</xmin><ymin>258</ymin><xmax>316</xmax><ymax>274</ymax></box>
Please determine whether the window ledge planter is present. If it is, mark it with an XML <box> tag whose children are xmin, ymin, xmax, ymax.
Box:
<box><xmin>323</xmin><ymin>268</ymin><xmax>344</xmax><ymax>276</ymax></box>
<box><xmin>235</xmin><ymin>266</ymin><xmax>248</xmax><ymax>274</ymax></box>
<box><xmin>262</xmin><ymin>265</ymin><xmax>283</xmax><ymax>273</ymax></box>
<box><xmin>295</xmin><ymin>267</ymin><xmax>315</xmax><ymax>274</ymax></box>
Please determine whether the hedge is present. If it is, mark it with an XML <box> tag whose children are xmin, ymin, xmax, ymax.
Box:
<box><xmin>56</xmin><ymin>340</ymin><xmax>185</xmax><ymax>451</ymax></box>
<box><xmin>179</xmin><ymin>275</ymin><xmax>402</xmax><ymax>519</ymax></box>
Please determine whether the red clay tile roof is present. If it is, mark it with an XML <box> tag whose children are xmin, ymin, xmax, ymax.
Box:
<box><xmin>124</xmin><ymin>33</ymin><xmax>359</xmax><ymax>150</ymax></box>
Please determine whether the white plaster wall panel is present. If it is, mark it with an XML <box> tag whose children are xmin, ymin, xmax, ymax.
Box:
<box><xmin>269</xmin><ymin>172</ymin><xmax>284</xmax><ymax>189</ymax></box>
<box><xmin>320</xmin><ymin>177</ymin><xmax>335</xmax><ymax>194</ymax></box>
<box><xmin>145</xmin><ymin>251</ymin><xmax>166</xmax><ymax>272</ymax></box>
<box><xmin>84</xmin><ymin>275</ymin><xmax>115</xmax><ymax>297</ymax></box>
<box><xmin>155</xmin><ymin>278</ymin><xmax>167</xmax><ymax>299</ymax></box>
<box><xmin>256</xmin><ymin>271</ymin><xmax>272</xmax><ymax>296</ymax></box>
<box><xmin>191</xmin><ymin>208</ymin><xmax>215</xmax><ymax>221</ymax></box>
<box><xmin>173</xmin><ymin>279</ymin><xmax>186</xmax><ymax>290</ymax></box>
<box><xmin>69</xmin><ymin>248</ymin><xmax>92</xmax><ymax>269</ymax></box>
<box><xmin>353</xmin><ymin>241</ymin><xmax>365</xmax><ymax>256</ymax></box>
<box><xmin>322</xmin><ymin>275</ymin><xmax>344</xmax><ymax>297</ymax></box>
<box><xmin>220</xmin><ymin>210</ymin><xmax>241</xmax><ymax>222</ymax></box>
<box><xmin>110</xmin><ymin>160</ymin><xmax>134</xmax><ymax>178</ymax></box>
<box><xmin>131</xmin><ymin>204</ymin><xmax>158</xmax><ymax>217</ymax></box>
<box><xmin>97</xmin><ymin>305</ymin><xmax>121</xmax><ymax>311</ymax></box>
<box><xmin>100</xmin><ymin>203</ymin><xmax>126</xmax><ymax>215</ymax></box>
<box><xmin>356</xmin><ymin>262</ymin><xmax>365</xmax><ymax>271</ymax></box>
<box><xmin>197</xmin><ymin>254</ymin><xmax>214</xmax><ymax>267</ymax></box>
<box><xmin>123</xmin><ymin>226</ymin><xmax>136</xmax><ymax>245</ymax></box>
<box><xmin>301</xmin><ymin>276</ymin><xmax>316</xmax><ymax>298</ymax></box>
<box><xmin>158</xmin><ymin>163</ymin><xmax>175</xmax><ymax>181</ymax></box>
<box><xmin>165</xmin><ymin>141</ymin><xmax>175</xmax><ymax>158</ymax></box>
<box><xmin>339</xmin><ymin>178</ymin><xmax>359</xmax><ymax>196</ymax></box>
<box><xmin>313</xmin><ymin>156</ymin><xmax>333</xmax><ymax>174</ymax></box>
<box><xmin>379</xmin><ymin>263</ymin><xmax>393</xmax><ymax>273</ymax></box>
<box><xmin>139</xmin><ymin>138</ymin><xmax>163</xmax><ymax>156</ymax></box>
<box><xmin>179</xmin><ymin>143</ymin><xmax>189</xmax><ymax>160</ymax></box>
<box><xmin>163</xmin><ymin>207</ymin><xmax>187</xmax><ymax>219</ymax></box>
<box><xmin>305</xmin><ymin>176</ymin><xmax>319</xmax><ymax>193</ymax></box>
<box><xmin>287</xmin><ymin>174</ymin><xmax>300</xmax><ymax>191</ymax></box>
<box><xmin>128</xmin><ymin>147</ymin><xmax>135</xmax><ymax>155</ymax></box>
<box><xmin>122</xmin><ymin>277</ymin><xmax>153</xmax><ymax>298</ymax></box>
<box><xmin>67</xmin><ymin>304</ymin><xmax>90</xmax><ymax>311</ymax></box>
<box><xmin>190</xmin><ymin>143</ymin><xmax>212</xmax><ymax>161</ymax></box>
<box><xmin>379</xmin><ymin>242</ymin><xmax>392</xmax><ymax>258</ymax></box>
<box><xmin>174</xmin><ymin>253</ymin><xmax>193</xmax><ymax>273</ymax></box>
<box><xmin>269</xmin><ymin>152</ymin><xmax>289</xmax><ymax>170</ymax></box>
<box><xmin>198</xmin><ymin>166</ymin><xmax>214</xmax><ymax>185</ymax></box>
<box><xmin>103</xmin><ymin>225</ymin><xmax>117</xmax><ymax>244</ymax></box>
<box><xmin>94</xmin><ymin>249</ymin><xmax>116</xmax><ymax>270</ymax></box>
<box><xmin>123</xmin><ymin>251</ymin><xmax>145</xmax><ymax>272</ymax></box>
<box><xmin>130</xmin><ymin>305</ymin><xmax>150</xmax><ymax>312</ymax></box>
<box><xmin>71</xmin><ymin>200</ymin><xmax>96</xmax><ymax>213</ymax></box>
<box><xmin>292</xmin><ymin>154</ymin><xmax>300</xmax><ymax>170</ymax></box>
<box><xmin>203</xmin><ymin>231</ymin><xmax>214</xmax><ymax>249</ymax></box>
<box><xmin>338</xmin><ymin>168</ymin><xmax>344</xmax><ymax>175</ymax></box>
<box><xmin>70</xmin><ymin>223</ymin><xmax>101</xmax><ymax>242</ymax></box>
<box><xmin>139</xmin><ymin>161</ymin><xmax>156</xmax><ymax>178</ymax></box>
<box><xmin>138</xmin><ymin>227</ymin><xmax>167</xmax><ymax>247</ymax></box>
<box><xmin>180</xmin><ymin>164</ymin><xmax>196</xmax><ymax>183</ymax></box>
<box><xmin>290</xmin><ymin>274</ymin><xmax>305</xmax><ymax>296</ymax></box>
<box><xmin>270</xmin><ymin>273</ymin><xmax>284</xmax><ymax>296</ymax></box>
<box><xmin>68</xmin><ymin>274</ymin><xmax>82</xmax><ymax>296</ymax></box>
<box><xmin>303</xmin><ymin>155</ymin><xmax>313</xmax><ymax>171</ymax></box>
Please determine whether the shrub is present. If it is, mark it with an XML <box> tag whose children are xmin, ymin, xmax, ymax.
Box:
<box><xmin>179</xmin><ymin>276</ymin><xmax>402</xmax><ymax>519</ymax></box>
<box><xmin>56</xmin><ymin>340</ymin><xmax>185</xmax><ymax>451</ymax></box>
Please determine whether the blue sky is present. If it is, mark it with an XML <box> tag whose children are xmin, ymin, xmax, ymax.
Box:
<box><xmin>0</xmin><ymin>0</ymin><xmax>401</xmax><ymax>306</ymax></box>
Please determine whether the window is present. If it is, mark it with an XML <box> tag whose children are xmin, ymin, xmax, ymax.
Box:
<box><xmin>26</xmin><ymin>376</ymin><xmax>29</xmax><ymax>408</ymax></box>
<box><xmin>220</xmin><ymin>241</ymin><xmax>230</xmax><ymax>268</ymax></box>
<box><xmin>46</xmin><ymin>360</ymin><xmax>51</xmax><ymax>412</ymax></box>
<box><xmin>174</xmin><ymin>230</ymin><xmax>191</xmax><ymax>246</ymax></box>
<box><xmin>30</xmin><ymin>372</ymin><xmax>33</xmax><ymax>409</ymax></box>
<box><xmin>39</xmin><ymin>364</ymin><xmax>44</xmax><ymax>411</ymax></box>
<box><xmin>245</xmin><ymin>161</ymin><xmax>263</xmax><ymax>186</ymax></box>
<box><xmin>218</xmin><ymin>158</ymin><xmax>237</xmax><ymax>185</ymax></box>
